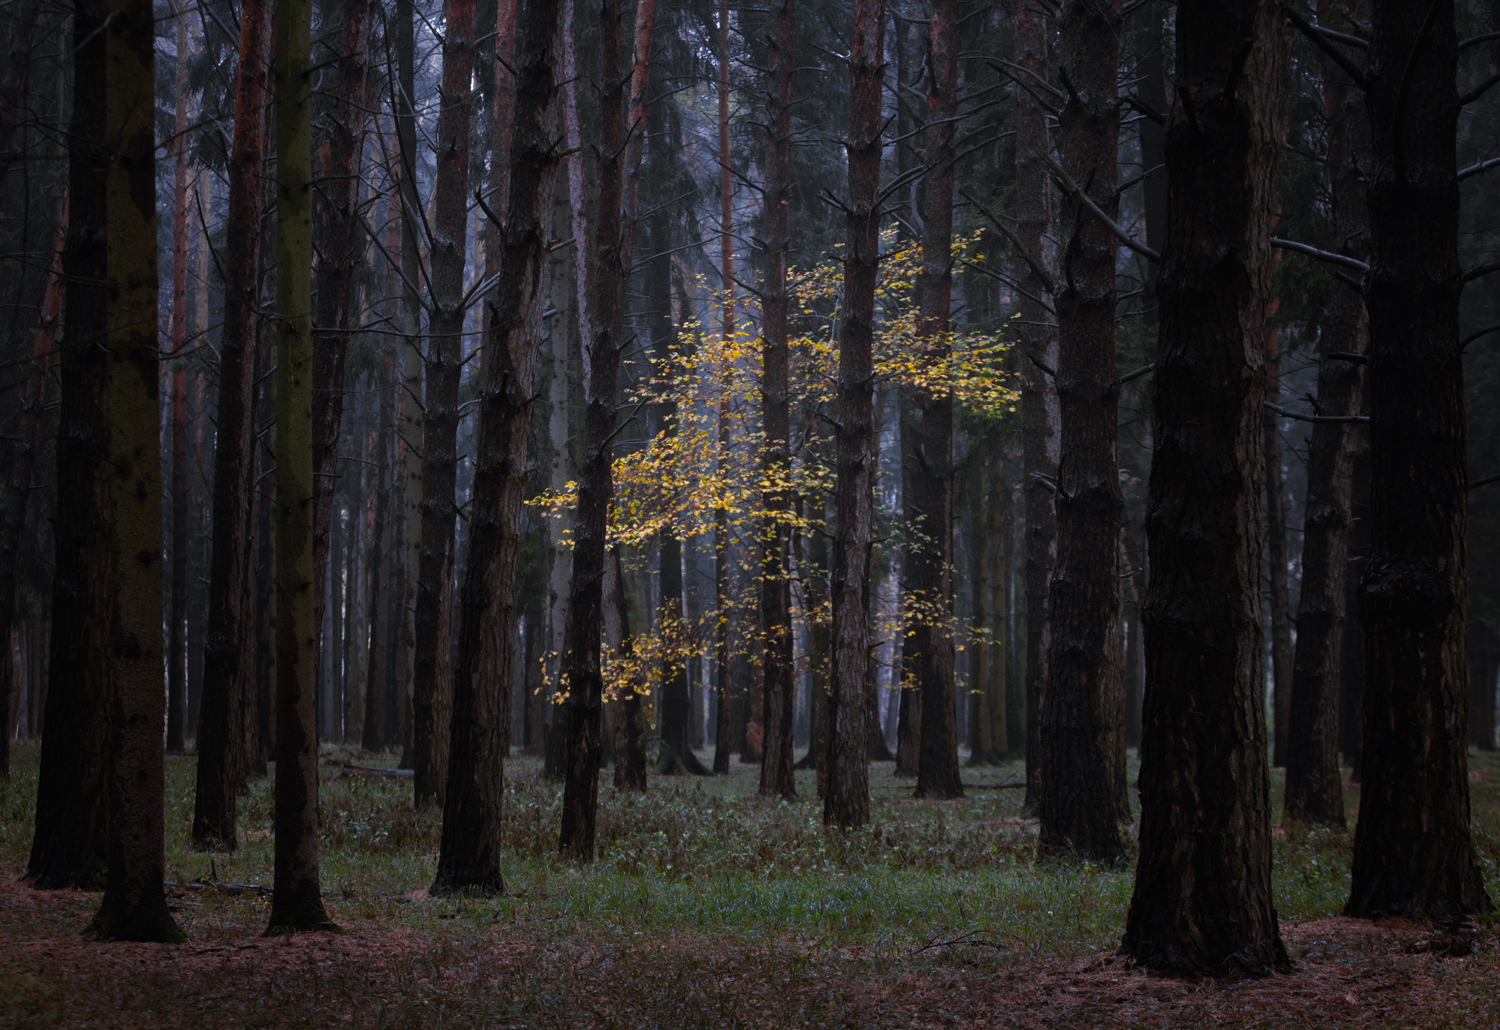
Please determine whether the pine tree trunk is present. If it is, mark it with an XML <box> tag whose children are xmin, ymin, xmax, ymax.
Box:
<box><xmin>985</xmin><ymin>446</ymin><xmax>1008</xmax><ymax>759</ymax></box>
<box><xmin>1121</xmin><ymin>0</ymin><xmax>1289</xmax><ymax>975</ymax></box>
<box><xmin>1037</xmin><ymin>0</ymin><xmax>1125</xmax><ymax>860</ymax></box>
<box><xmin>1013</xmin><ymin>0</ymin><xmax>1058</xmax><ymax>815</ymax></box>
<box><xmin>1347</xmin><ymin>0</ymin><xmax>1491</xmax><ymax>921</ymax></box>
<box><xmin>28</xmin><ymin>0</ymin><xmax>111</xmax><ymax>889</ymax></box>
<box><xmin>434</xmin><ymin>0</ymin><xmax>561</xmax><ymax>890</ymax></box>
<box><xmin>0</xmin><ymin>197</ymin><xmax>62</xmax><ymax>777</ymax></box>
<box><xmin>1265</xmin><ymin>336</ymin><xmax>1294</xmax><ymax>767</ymax></box>
<box><xmin>609</xmin><ymin>547</ymin><xmax>648</xmax><ymax>788</ymax></box>
<box><xmin>86</xmin><ymin>0</ymin><xmax>184</xmax><ymax>940</ymax></box>
<box><xmin>912</xmin><ymin>0</ymin><xmax>961</xmax><ymax>801</ymax></box>
<box><xmin>311</xmin><ymin>0</ymin><xmax>374</xmax><ymax>743</ymax></box>
<box><xmin>266</xmin><ymin>0</ymin><xmax>338</xmax><ymax>934</ymax></box>
<box><xmin>824</xmin><ymin>0</ymin><xmax>882</xmax><ymax>829</ymax></box>
<box><xmin>193</xmin><ymin>0</ymin><xmax>271</xmax><ymax>850</ymax></box>
<box><xmin>559</xmin><ymin>0</ymin><xmax>628</xmax><ymax>862</ymax></box>
<box><xmin>1284</xmin><ymin>6</ymin><xmax>1368</xmax><ymax>826</ymax></box>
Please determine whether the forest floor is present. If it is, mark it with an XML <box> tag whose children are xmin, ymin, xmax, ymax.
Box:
<box><xmin>1</xmin><ymin>742</ymin><xmax>1497</xmax><ymax>1029</ymax></box>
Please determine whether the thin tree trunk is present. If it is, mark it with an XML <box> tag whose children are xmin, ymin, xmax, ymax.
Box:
<box><xmin>311</xmin><ymin>0</ymin><xmax>374</xmax><ymax>748</ymax></box>
<box><xmin>84</xmin><ymin>0</ymin><xmax>184</xmax><ymax>942</ymax></box>
<box><xmin>0</xmin><ymin>198</ymin><xmax>62</xmax><ymax>777</ymax></box>
<box><xmin>1121</xmin><ymin>0</ymin><xmax>1288</xmax><ymax>976</ymax></box>
<box><xmin>756</xmin><ymin>0</ymin><xmax>796</xmax><ymax>799</ymax></box>
<box><xmin>985</xmin><ymin>445</ymin><xmax>1008</xmax><ymax>759</ymax></box>
<box><xmin>1013</xmin><ymin>0</ymin><xmax>1058</xmax><ymax>815</ymax></box>
<box><xmin>1285</xmin><ymin>3</ymin><xmax>1368</xmax><ymax>826</ymax></box>
<box><xmin>610</xmin><ymin>547</ymin><xmax>647</xmax><ymax>788</ymax></box>
<box><xmin>1347</xmin><ymin>0</ymin><xmax>1491</xmax><ymax>922</ymax></box>
<box><xmin>28</xmin><ymin>0</ymin><xmax>111</xmax><ymax>889</ymax></box>
<box><xmin>434</xmin><ymin>0</ymin><xmax>561</xmax><ymax>891</ymax></box>
<box><xmin>266</xmin><ymin>0</ymin><xmax>338</xmax><ymax>934</ymax></box>
<box><xmin>193</xmin><ymin>0</ymin><xmax>272</xmax><ymax>850</ymax></box>
<box><xmin>912</xmin><ymin>0</ymin><xmax>961</xmax><ymax>801</ymax></box>
<box><xmin>824</xmin><ymin>0</ymin><xmax>882</xmax><ymax>829</ymax></box>
<box><xmin>1037</xmin><ymin>0</ymin><xmax>1125</xmax><ymax>860</ymax></box>
<box><xmin>1265</xmin><ymin>334</ymin><xmax>1294</xmax><ymax>767</ymax></box>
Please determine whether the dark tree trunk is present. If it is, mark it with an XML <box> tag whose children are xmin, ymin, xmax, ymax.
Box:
<box><xmin>757</xmin><ymin>0</ymin><xmax>796</xmax><ymax>799</ymax></box>
<box><xmin>824</xmin><ymin>0</ymin><xmax>882</xmax><ymax>830</ymax></box>
<box><xmin>610</xmin><ymin>547</ymin><xmax>647</xmax><ymax>789</ymax></box>
<box><xmin>265</xmin><ymin>0</ymin><xmax>338</xmax><ymax>935</ymax></box>
<box><xmin>1013</xmin><ymin>0</ymin><xmax>1058</xmax><ymax>815</ymax></box>
<box><xmin>558</xmin><ymin>0</ymin><xmax>628</xmax><ymax>862</ymax></box>
<box><xmin>1340</xmin><ymin>446</ymin><xmax>1369</xmax><ymax>779</ymax></box>
<box><xmin>1347</xmin><ymin>0</ymin><xmax>1491</xmax><ymax>922</ymax></box>
<box><xmin>28</xmin><ymin>0</ymin><xmax>111</xmax><ymax>889</ymax></box>
<box><xmin>1285</xmin><ymin>8</ymin><xmax>1368</xmax><ymax>827</ymax></box>
<box><xmin>1037</xmin><ymin>0</ymin><xmax>1125</xmax><ymax>861</ymax></box>
<box><xmin>193</xmin><ymin>0</ymin><xmax>272</xmax><ymax>850</ymax></box>
<box><xmin>0</xmin><ymin>196</ymin><xmax>61</xmax><ymax>777</ymax></box>
<box><xmin>310</xmin><ymin>0</ymin><xmax>374</xmax><ymax>745</ymax></box>
<box><xmin>367</xmin><ymin>358</ymin><xmax>395</xmax><ymax>750</ymax></box>
<box><xmin>166</xmin><ymin>4</ymin><xmax>192</xmax><ymax>757</ymax></box>
<box><xmin>912</xmin><ymin>0</ymin><xmax>961</xmax><ymax>801</ymax></box>
<box><xmin>1265</xmin><ymin>336</ymin><xmax>1294</xmax><ymax>768</ymax></box>
<box><xmin>434</xmin><ymin>0</ymin><xmax>561</xmax><ymax>891</ymax></box>
<box><xmin>1121</xmin><ymin>0</ymin><xmax>1289</xmax><ymax>976</ymax></box>
<box><xmin>87</xmin><ymin>0</ymin><xmax>183</xmax><ymax>940</ymax></box>
<box><xmin>413</xmin><ymin>0</ymin><xmax>476</xmax><ymax>812</ymax></box>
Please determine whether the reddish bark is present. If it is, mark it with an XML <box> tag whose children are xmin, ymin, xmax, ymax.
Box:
<box><xmin>1036</xmin><ymin>0</ymin><xmax>1126</xmax><ymax>860</ymax></box>
<box><xmin>310</xmin><ymin>0</ymin><xmax>375</xmax><ymax>731</ymax></box>
<box><xmin>194</xmin><ymin>0</ymin><xmax>272</xmax><ymax>851</ymax></box>
<box><xmin>824</xmin><ymin>0</ymin><xmax>883</xmax><ymax>830</ymax></box>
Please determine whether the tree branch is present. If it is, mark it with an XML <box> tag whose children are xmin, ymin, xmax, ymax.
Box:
<box><xmin>1043</xmin><ymin>156</ymin><xmax>1161</xmax><ymax>262</ymax></box>
<box><xmin>1266</xmin><ymin>401</ymin><xmax>1368</xmax><ymax>425</ymax></box>
<box><xmin>1271</xmin><ymin>236</ymin><xmax>1371</xmax><ymax>272</ymax></box>
<box><xmin>958</xmin><ymin>187</ymin><xmax>1056</xmax><ymax>294</ymax></box>
<box><xmin>1286</xmin><ymin>6</ymin><xmax>1368</xmax><ymax>91</ymax></box>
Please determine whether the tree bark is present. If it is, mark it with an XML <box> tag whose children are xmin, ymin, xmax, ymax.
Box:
<box><xmin>1265</xmin><ymin>334</ymin><xmax>1293</xmax><ymax>767</ymax></box>
<box><xmin>1347</xmin><ymin>0</ymin><xmax>1491</xmax><ymax>922</ymax></box>
<box><xmin>28</xmin><ymin>0</ymin><xmax>111</xmax><ymax>889</ymax></box>
<box><xmin>193</xmin><ymin>0</ymin><xmax>271</xmax><ymax>851</ymax></box>
<box><xmin>609</xmin><ymin>547</ymin><xmax>648</xmax><ymax>788</ymax></box>
<box><xmin>1121</xmin><ymin>0</ymin><xmax>1289</xmax><ymax>976</ymax></box>
<box><xmin>558</xmin><ymin>0</ymin><xmax>628</xmax><ymax>862</ymax></box>
<box><xmin>824</xmin><ymin>0</ymin><xmax>882</xmax><ymax>830</ymax></box>
<box><xmin>1284</xmin><ymin>5</ymin><xmax>1368</xmax><ymax>827</ymax></box>
<box><xmin>1037</xmin><ymin>0</ymin><xmax>1126</xmax><ymax>861</ymax></box>
<box><xmin>1013</xmin><ymin>0</ymin><xmax>1058</xmax><ymax>815</ymax></box>
<box><xmin>84</xmin><ymin>0</ymin><xmax>185</xmax><ymax>942</ymax></box>
<box><xmin>311</xmin><ymin>0</ymin><xmax>374</xmax><ymax>747</ymax></box>
<box><xmin>434</xmin><ymin>0</ymin><xmax>561</xmax><ymax>891</ymax></box>
<box><xmin>266</xmin><ymin>0</ymin><xmax>338</xmax><ymax>935</ymax></box>
<box><xmin>911</xmin><ymin>0</ymin><xmax>962</xmax><ymax>802</ymax></box>
<box><xmin>755</xmin><ymin>0</ymin><xmax>796</xmax><ymax>799</ymax></box>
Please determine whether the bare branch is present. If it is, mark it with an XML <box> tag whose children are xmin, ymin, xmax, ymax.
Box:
<box><xmin>958</xmin><ymin>187</ymin><xmax>1057</xmax><ymax>294</ymax></box>
<box><xmin>1266</xmin><ymin>401</ymin><xmax>1368</xmax><ymax>425</ymax></box>
<box><xmin>1271</xmin><ymin>236</ymin><xmax>1371</xmax><ymax>272</ymax></box>
<box><xmin>1044</xmin><ymin>155</ymin><xmax>1161</xmax><ymax>262</ymax></box>
<box><xmin>1285</xmin><ymin>6</ymin><xmax>1368</xmax><ymax>91</ymax></box>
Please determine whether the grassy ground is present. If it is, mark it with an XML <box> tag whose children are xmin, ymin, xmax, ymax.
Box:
<box><xmin>1</xmin><ymin>740</ymin><xmax>1497</xmax><ymax>1028</ymax></box>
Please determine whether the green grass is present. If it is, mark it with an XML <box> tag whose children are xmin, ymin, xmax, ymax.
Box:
<box><xmin>2</xmin><ymin>741</ymin><xmax>1498</xmax><ymax>1029</ymax></box>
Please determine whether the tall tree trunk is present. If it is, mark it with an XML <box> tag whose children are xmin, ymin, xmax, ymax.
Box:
<box><xmin>912</xmin><ymin>0</ymin><xmax>961</xmax><ymax>801</ymax></box>
<box><xmin>1347</xmin><ymin>0</ymin><xmax>1491</xmax><ymax>921</ymax></box>
<box><xmin>1264</xmin><ymin>333</ymin><xmax>1294</xmax><ymax>767</ymax></box>
<box><xmin>1121</xmin><ymin>0</ymin><xmax>1288</xmax><ymax>975</ymax></box>
<box><xmin>1013</xmin><ymin>0</ymin><xmax>1058</xmax><ymax>815</ymax></box>
<box><xmin>1340</xmin><ymin>446</ymin><xmax>1369</xmax><ymax>778</ymax></box>
<box><xmin>0</xmin><ymin>198</ymin><xmax>62</xmax><ymax>777</ymax></box>
<box><xmin>266</xmin><ymin>0</ymin><xmax>338</xmax><ymax>934</ymax></box>
<box><xmin>824</xmin><ymin>0</ymin><xmax>882</xmax><ymax>830</ymax></box>
<box><xmin>1285</xmin><ymin>3</ymin><xmax>1368</xmax><ymax>827</ymax></box>
<box><xmin>434</xmin><ymin>0</ymin><xmax>561</xmax><ymax>891</ymax></box>
<box><xmin>86</xmin><ymin>0</ymin><xmax>183</xmax><ymax>940</ymax></box>
<box><xmin>311</xmin><ymin>0</ymin><xmax>374</xmax><ymax>747</ymax></box>
<box><xmin>367</xmin><ymin>361</ymin><xmax>394</xmax><ymax>751</ymax></box>
<box><xmin>984</xmin><ymin>445</ymin><xmax>1009</xmax><ymax>760</ymax></box>
<box><xmin>413</xmin><ymin>0</ymin><xmax>475</xmax><ymax>814</ymax></box>
<box><xmin>193</xmin><ymin>0</ymin><xmax>272</xmax><ymax>850</ymax></box>
<box><xmin>165</xmin><ymin>1</ymin><xmax>193</xmax><ymax>756</ymax></box>
<box><xmin>1037</xmin><ymin>0</ymin><xmax>1125</xmax><ymax>861</ymax></box>
<box><xmin>559</xmin><ymin>0</ymin><xmax>628</xmax><ymax>862</ymax></box>
<box><xmin>755</xmin><ymin>0</ymin><xmax>796</xmax><ymax>799</ymax></box>
<box><xmin>610</xmin><ymin>547</ymin><xmax>648</xmax><ymax>788</ymax></box>
<box><xmin>28</xmin><ymin>0</ymin><xmax>111</xmax><ymax>889</ymax></box>
<box><xmin>966</xmin><ymin>470</ymin><xmax>992</xmax><ymax>764</ymax></box>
